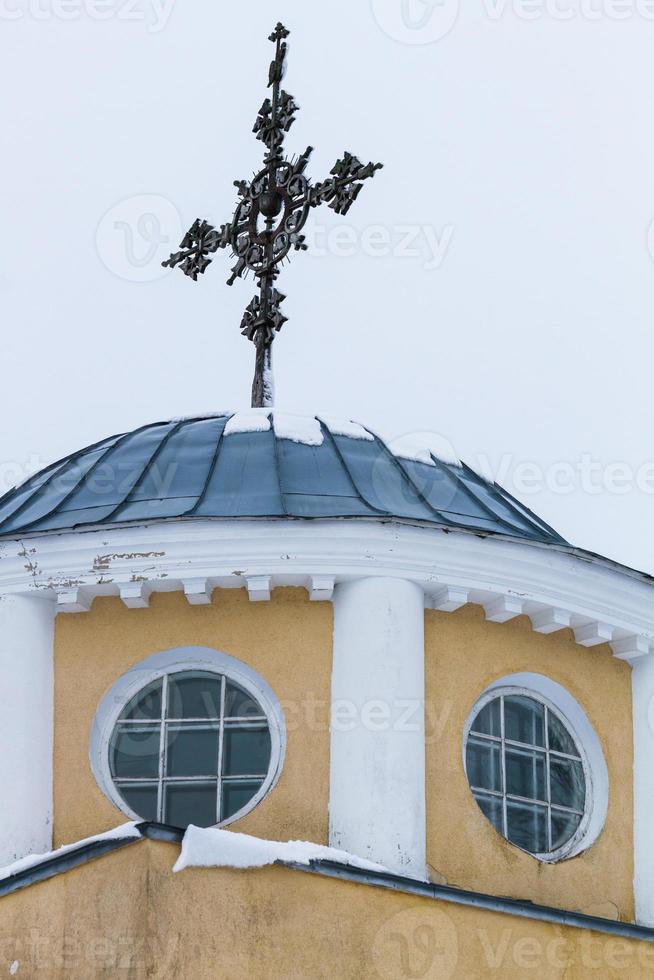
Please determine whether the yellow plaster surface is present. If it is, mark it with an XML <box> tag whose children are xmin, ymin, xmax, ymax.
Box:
<box><xmin>425</xmin><ymin>605</ymin><xmax>634</xmax><ymax>920</ymax></box>
<box><xmin>0</xmin><ymin>841</ymin><xmax>650</xmax><ymax>979</ymax></box>
<box><xmin>53</xmin><ymin>588</ymin><xmax>333</xmax><ymax>847</ymax></box>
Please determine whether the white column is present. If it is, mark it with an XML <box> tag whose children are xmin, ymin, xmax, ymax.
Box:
<box><xmin>0</xmin><ymin>594</ymin><xmax>56</xmax><ymax>865</ymax></box>
<box><xmin>330</xmin><ymin>577</ymin><xmax>426</xmax><ymax>878</ymax></box>
<box><xmin>631</xmin><ymin>651</ymin><xmax>654</xmax><ymax>926</ymax></box>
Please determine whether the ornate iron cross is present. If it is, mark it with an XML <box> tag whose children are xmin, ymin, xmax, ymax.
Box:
<box><xmin>163</xmin><ymin>22</ymin><xmax>383</xmax><ymax>408</ymax></box>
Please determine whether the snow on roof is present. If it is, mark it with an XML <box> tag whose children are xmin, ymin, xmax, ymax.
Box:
<box><xmin>320</xmin><ymin>416</ymin><xmax>374</xmax><ymax>441</ymax></box>
<box><xmin>273</xmin><ymin>413</ymin><xmax>324</xmax><ymax>446</ymax></box>
<box><xmin>223</xmin><ymin>410</ymin><xmax>272</xmax><ymax>435</ymax></box>
<box><xmin>389</xmin><ymin>431</ymin><xmax>462</xmax><ymax>469</ymax></box>
<box><xmin>173</xmin><ymin>824</ymin><xmax>390</xmax><ymax>876</ymax></box>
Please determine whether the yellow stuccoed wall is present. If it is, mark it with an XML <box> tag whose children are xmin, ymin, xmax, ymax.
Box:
<box><xmin>53</xmin><ymin>588</ymin><xmax>333</xmax><ymax>847</ymax></box>
<box><xmin>424</xmin><ymin>605</ymin><xmax>634</xmax><ymax>920</ymax></box>
<box><xmin>54</xmin><ymin>588</ymin><xmax>635</xmax><ymax>923</ymax></box>
<box><xmin>0</xmin><ymin>842</ymin><xmax>652</xmax><ymax>980</ymax></box>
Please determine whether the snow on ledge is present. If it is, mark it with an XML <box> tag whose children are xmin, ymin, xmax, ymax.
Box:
<box><xmin>0</xmin><ymin>823</ymin><xmax>141</xmax><ymax>883</ymax></box>
<box><xmin>273</xmin><ymin>413</ymin><xmax>324</xmax><ymax>446</ymax></box>
<box><xmin>224</xmin><ymin>410</ymin><xmax>271</xmax><ymax>435</ymax></box>
<box><xmin>173</xmin><ymin>825</ymin><xmax>389</xmax><ymax>876</ymax></box>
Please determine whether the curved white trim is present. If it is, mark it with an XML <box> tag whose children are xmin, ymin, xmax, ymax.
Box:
<box><xmin>463</xmin><ymin>672</ymin><xmax>608</xmax><ymax>862</ymax></box>
<box><xmin>0</xmin><ymin>519</ymin><xmax>651</xmax><ymax>658</ymax></box>
<box><xmin>89</xmin><ymin>646</ymin><xmax>286</xmax><ymax>828</ymax></box>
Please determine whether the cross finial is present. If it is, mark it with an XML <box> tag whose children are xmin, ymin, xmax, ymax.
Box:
<box><xmin>163</xmin><ymin>23</ymin><xmax>383</xmax><ymax>408</ymax></box>
<box><xmin>268</xmin><ymin>22</ymin><xmax>289</xmax><ymax>42</ymax></box>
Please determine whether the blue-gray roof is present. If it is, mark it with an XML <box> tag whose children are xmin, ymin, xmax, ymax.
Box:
<box><xmin>0</xmin><ymin>413</ymin><xmax>566</xmax><ymax>544</ymax></box>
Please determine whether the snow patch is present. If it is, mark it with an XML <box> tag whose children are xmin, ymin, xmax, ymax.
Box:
<box><xmin>173</xmin><ymin>825</ymin><xmax>389</xmax><ymax>875</ymax></box>
<box><xmin>273</xmin><ymin>413</ymin><xmax>324</xmax><ymax>446</ymax></box>
<box><xmin>224</xmin><ymin>410</ymin><xmax>271</xmax><ymax>435</ymax></box>
<box><xmin>0</xmin><ymin>823</ymin><xmax>141</xmax><ymax>883</ymax></box>
<box><xmin>169</xmin><ymin>411</ymin><xmax>232</xmax><ymax>423</ymax></box>
<box><xmin>321</xmin><ymin>417</ymin><xmax>374</xmax><ymax>441</ymax></box>
<box><xmin>389</xmin><ymin>432</ymin><xmax>462</xmax><ymax>469</ymax></box>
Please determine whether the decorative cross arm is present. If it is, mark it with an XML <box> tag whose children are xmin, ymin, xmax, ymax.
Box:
<box><xmin>163</xmin><ymin>22</ymin><xmax>383</xmax><ymax>407</ymax></box>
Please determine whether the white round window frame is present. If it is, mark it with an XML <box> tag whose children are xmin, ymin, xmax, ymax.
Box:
<box><xmin>462</xmin><ymin>672</ymin><xmax>608</xmax><ymax>863</ymax></box>
<box><xmin>90</xmin><ymin>646</ymin><xmax>287</xmax><ymax>829</ymax></box>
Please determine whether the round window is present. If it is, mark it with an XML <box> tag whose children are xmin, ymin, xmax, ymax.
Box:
<box><xmin>91</xmin><ymin>649</ymin><xmax>285</xmax><ymax>830</ymax></box>
<box><xmin>464</xmin><ymin>689</ymin><xmax>588</xmax><ymax>860</ymax></box>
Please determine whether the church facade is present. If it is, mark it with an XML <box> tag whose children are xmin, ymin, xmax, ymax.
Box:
<box><xmin>0</xmin><ymin>410</ymin><xmax>652</xmax><ymax>977</ymax></box>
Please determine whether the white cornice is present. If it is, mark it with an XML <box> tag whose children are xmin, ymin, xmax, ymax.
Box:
<box><xmin>0</xmin><ymin>519</ymin><xmax>652</xmax><ymax>661</ymax></box>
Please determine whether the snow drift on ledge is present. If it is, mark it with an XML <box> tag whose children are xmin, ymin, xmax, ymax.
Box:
<box><xmin>173</xmin><ymin>825</ymin><xmax>389</xmax><ymax>875</ymax></box>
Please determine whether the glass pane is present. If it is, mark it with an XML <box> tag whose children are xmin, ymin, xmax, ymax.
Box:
<box><xmin>551</xmin><ymin>809</ymin><xmax>583</xmax><ymax>850</ymax></box>
<box><xmin>470</xmin><ymin>700</ymin><xmax>501</xmax><ymax>738</ymax></box>
<box><xmin>167</xmin><ymin>671</ymin><xmax>222</xmax><ymax>719</ymax></box>
<box><xmin>224</xmin><ymin>681</ymin><xmax>265</xmax><ymax>719</ymax></box>
<box><xmin>110</xmin><ymin>725</ymin><xmax>160</xmax><ymax>779</ymax></box>
<box><xmin>223</xmin><ymin>726</ymin><xmax>271</xmax><ymax>777</ymax></box>
<box><xmin>504</xmin><ymin>696</ymin><xmax>544</xmax><ymax>747</ymax></box>
<box><xmin>550</xmin><ymin>757</ymin><xmax>585</xmax><ymax>810</ymax></box>
<box><xmin>474</xmin><ymin>793</ymin><xmax>503</xmax><ymax>834</ymax></box>
<box><xmin>116</xmin><ymin>783</ymin><xmax>158</xmax><ymax>821</ymax></box>
<box><xmin>222</xmin><ymin>780</ymin><xmax>263</xmax><ymax>820</ymax></box>
<box><xmin>121</xmin><ymin>679</ymin><xmax>162</xmax><ymax>721</ymax></box>
<box><xmin>548</xmin><ymin>711</ymin><xmax>578</xmax><ymax>757</ymax></box>
<box><xmin>506</xmin><ymin>800</ymin><xmax>548</xmax><ymax>853</ymax></box>
<box><xmin>466</xmin><ymin>737</ymin><xmax>502</xmax><ymax>793</ymax></box>
<box><xmin>164</xmin><ymin>781</ymin><xmax>218</xmax><ymax>828</ymax></box>
<box><xmin>166</xmin><ymin>725</ymin><xmax>219</xmax><ymax>777</ymax></box>
<box><xmin>505</xmin><ymin>746</ymin><xmax>546</xmax><ymax>801</ymax></box>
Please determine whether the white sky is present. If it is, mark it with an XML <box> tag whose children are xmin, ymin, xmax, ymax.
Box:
<box><xmin>1</xmin><ymin>0</ymin><xmax>653</xmax><ymax>574</ymax></box>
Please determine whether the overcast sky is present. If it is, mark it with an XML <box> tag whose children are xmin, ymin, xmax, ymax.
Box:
<box><xmin>1</xmin><ymin>0</ymin><xmax>653</xmax><ymax>573</ymax></box>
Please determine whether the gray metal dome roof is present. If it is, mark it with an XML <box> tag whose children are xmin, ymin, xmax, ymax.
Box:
<box><xmin>0</xmin><ymin>412</ymin><xmax>566</xmax><ymax>544</ymax></box>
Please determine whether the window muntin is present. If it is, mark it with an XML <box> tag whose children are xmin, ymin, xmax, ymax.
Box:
<box><xmin>465</xmin><ymin>692</ymin><xmax>587</xmax><ymax>858</ymax></box>
<box><xmin>109</xmin><ymin>670</ymin><xmax>272</xmax><ymax>828</ymax></box>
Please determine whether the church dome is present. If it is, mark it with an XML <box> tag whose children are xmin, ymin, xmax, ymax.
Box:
<box><xmin>0</xmin><ymin>411</ymin><xmax>565</xmax><ymax>544</ymax></box>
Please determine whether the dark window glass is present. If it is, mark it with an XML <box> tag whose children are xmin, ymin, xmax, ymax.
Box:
<box><xmin>505</xmin><ymin>747</ymin><xmax>546</xmax><ymax>801</ymax></box>
<box><xmin>223</xmin><ymin>726</ymin><xmax>271</xmax><ymax>777</ymax></box>
<box><xmin>465</xmin><ymin>693</ymin><xmax>586</xmax><ymax>857</ymax></box>
<box><xmin>470</xmin><ymin>700</ymin><xmax>501</xmax><ymax>738</ymax></box>
<box><xmin>551</xmin><ymin>809</ymin><xmax>583</xmax><ymax>850</ymax></box>
<box><xmin>110</xmin><ymin>726</ymin><xmax>160</xmax><ymax>779</ymax></box>
<box><xmin>165</xmin><ymin>781</ymin><xmax>218</xmax><ymax>828</ymax></box>
<box><xmin>224</xmin><ymin>681</ymin><xmax>266</xmax><ymax>719</ymax></box>
<box><xmin>122</xmin><ymin>679</ymin><xmax>162</xmax><ymax>721</ymax></box>
<box><xmin>116</xmin><ymin>783</ymin><xmax>158</xmax><ymax>821</ymax></box>
<box><xmin>109</xmin><ymin>670</ymin><xmax>274</xmax><ymax>829</ymax></box>
<box><xmin>504</xmin><ymin>696</ymin><xmax>544</xmax><ymax>746</ymax></box>
<box><xmin>466</xmin><ymin>737</ymin><xmax>502</xmax><ymax>793</ymax></box>
<box><xmin>550</xmin><ymin>757</ymin><xmax>585</xmax><ymax>811</ymax></box>
<box><xmin>474</xmin><ymin>793</ymin><xmax>503</xmax><ymax>834</ymax></box>
<box><xmin>166</xmin><ymin>725</ymin><xmax>219</xmax><ymax>777</ymax></box>
<box><xmin>222</xmin><ymin>780</ymin><xmax>264</xmax><ymax>820</ymax></box>
<box><xmin>507</xmin><ymin>800</ymin><xmax>548</xmax><ymax>853</ymax></box>
<box><xmin>548</xmin><ymin>712</ymin><xmax>578</xmax><ymax>756</ymax></box>
<box><xmin>167</xmin><ymin>672</ymin><xmax>222</xmax><ymax>719</ymax></box>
